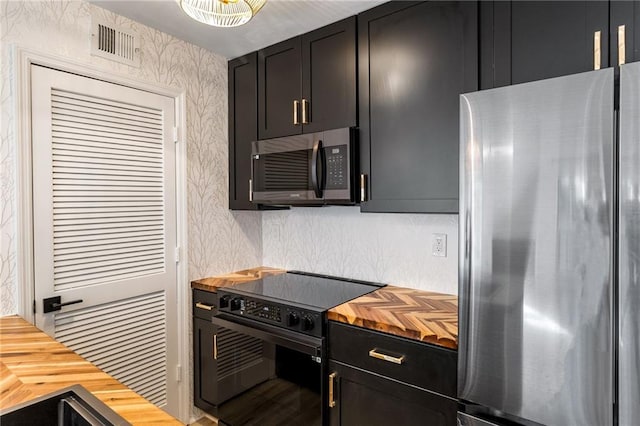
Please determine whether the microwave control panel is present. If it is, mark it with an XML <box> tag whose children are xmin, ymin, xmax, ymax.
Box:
<box><xmin>325</xmin><ymin>145</ymin><xmax>348</xmax><ymax>190</ymax></box>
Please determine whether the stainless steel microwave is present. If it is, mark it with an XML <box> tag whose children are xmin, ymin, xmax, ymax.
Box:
<box><xmin>250</xmin><ymin>127</ymin><xmax>358</xmax><ymax>205</ymax></box>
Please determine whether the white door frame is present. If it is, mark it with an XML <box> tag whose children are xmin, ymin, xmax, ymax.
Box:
<box><xmin>13</xmin><ymin>45</ymin><xmax>189</xmax><ymax>423</ymax></box>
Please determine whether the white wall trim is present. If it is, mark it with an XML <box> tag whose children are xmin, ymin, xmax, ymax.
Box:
<box><xmin>13</xmin><ymin>45</ymin><xmax>190</xmax><ymax>424</ymax></box>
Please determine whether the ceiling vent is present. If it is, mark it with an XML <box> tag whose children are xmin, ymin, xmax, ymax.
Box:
<box><xmin>91</xmin><ymin>17</ymin><xmax>140</xmax><ymax>67</ymax></box>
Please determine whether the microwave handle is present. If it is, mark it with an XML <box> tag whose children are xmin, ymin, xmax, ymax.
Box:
<box><xmin>311</xmin><ymin>139</ymin><xmax>324</xmax><ymax>198</ymax></box>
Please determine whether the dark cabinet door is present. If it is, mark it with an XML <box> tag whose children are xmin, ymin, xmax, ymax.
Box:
<box><xmin>193</xmin><ymin>317</ymin><xmax>218</xmax><ymax>414</ymax></box>
<box><xmin>258</xmin><ymin>38</ymin><xmax>302</xmax><ymax>139</ymax></box>
<box><xmin>301</xmin><ymin>17</ymin><xmax>357</xmax><ymax>133</ymax></box>
<box><xmin>229</xmin><ymin>53</ymin><xmax>258</xmax><ymax>210</ymax></box>
<box><xmin>328</xmin><ymin>360</ymin><xmax>457</xmax><ymax>426</ymax></box>
<box><xmin>481</xmin><ymin>1</ymin><xmax>610</xmax><ymax>88</ymax></box>
<box><xmin>610</xmin><ymin>1</ymin><xmax>640</xmax><ymax>66</ymax></box>
<box><xmin>359</xmin><ymin>1</ymin><xmax>477</xmax><ymax>213</ymax></box>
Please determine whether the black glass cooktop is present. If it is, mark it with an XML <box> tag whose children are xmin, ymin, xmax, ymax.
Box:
<box><xmin>224</xmin><ymin>271</ymin><xmax>384</xmax><ymax>311</ymax></box>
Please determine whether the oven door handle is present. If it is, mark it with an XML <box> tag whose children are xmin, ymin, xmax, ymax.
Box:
<box><xmin>212</xmin><ymin>312</ymin><xmax>323</xmax><ymax>356</ymax></box>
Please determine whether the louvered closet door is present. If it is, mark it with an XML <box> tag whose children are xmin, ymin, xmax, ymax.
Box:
<box><xmin>31</xmin><ymin>65</ymin><xmax>179</xmax><ymax>417</ymax></box>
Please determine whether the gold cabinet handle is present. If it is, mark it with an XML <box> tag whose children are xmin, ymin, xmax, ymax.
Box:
<box><xmin>248</xmin><ymin>178</ymin><xmax>253</xmax><ymax>202</ymax></box>
<box><xmin>328</xmin><ymin>372</ymin><xmax>337</xmax><ymax>408</ymax></box>
<box><xmin>213</xmin><ymin>334</ymin><xmax>218</xmax><ymax>360</ymax></box>
<box><xmin>360</xmin><ymin>174</ymin><xmax>367</xmax><ymax>202</ymax></box>
<box><xmin>593</xmin><ymin>30</ymin><xmax>601</xmax><ymax>70</ymax></box>
<box><xmin>619</xmin><ymin>25</ymin><xmax>626</xmax><ymax>66</ymax></box>
<box><xmin>302</xmin><ymin>99</ymin><xmax>309</xmax><ymax>124</ymax></box>
<box><xmin>195</xmin><ymin>302</ymin><xmax>214</xmax><ymax>311</ymax></box>
<box><xmin>293</xmin><ymin>100</ymin><xmax>300</xmax><ymax>125</ymax></box>
<box><xmin>369</xmin><ymin>349</ymin><xmax>405</xmax><ymax>365</ymax></box>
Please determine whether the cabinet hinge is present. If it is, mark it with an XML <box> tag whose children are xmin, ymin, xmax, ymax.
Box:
<box><xmin>173</xmin><ymin>126</ymin><xmax>179</xmax><ymax>143</ymax></box>
<box><xmin>175</xmin><ymin>246</ymin><xmax>180</xmax><ymax>263</ymax></box>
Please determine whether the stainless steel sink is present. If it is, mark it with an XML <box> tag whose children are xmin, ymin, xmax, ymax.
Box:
<box><xmin>1</xmin><ymin>384</ymin><xmax>131</xmax><ymax>426</ymax></box>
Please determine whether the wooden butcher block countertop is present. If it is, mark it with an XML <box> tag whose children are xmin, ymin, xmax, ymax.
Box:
<box><xmin>328</xmin><ymin>286</ymin><xmax>459</xmax><ymax>350</ymax></box>
<box><xmin>191</xmin><ymin>266</ymin><xmax>285</xmax><ymax>292</ymax></box>
<box><xmin>0</xmin><ymin>316</ymin><xmax>181</xmax><ymax>425</ymax></box>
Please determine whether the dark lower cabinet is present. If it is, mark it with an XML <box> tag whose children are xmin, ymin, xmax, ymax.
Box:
<box><xmin>193</xmin><ymin>317</ymin><xmax>218</xmax><ymax>414</ymax></box>
<box><xmin>229</xmin><ymin>53</ymin><xmax>258</xmax><ymax>210</ymax></box>
<box><xmin>358</xmin><ymin>1</ymin><xmax>477</xmax><ymax>213</ymax></box>
<box><xmin>328</xmin><ymin>322</ymin><xmax>457</xmax><ymax>426</ymax></box>
<box><xmin>193</xmin><ymin>289</ymin><xmax>218</xmax><ymax>415</ymax></box>
<box><xmin>328</xmin><ymin>360</ymin><xmax>457</xmax><ymax>426</ymax></box>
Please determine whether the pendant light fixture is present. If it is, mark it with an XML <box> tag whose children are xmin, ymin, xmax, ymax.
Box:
<box><xmin>180</xmin><ymin>0</ymin><xmax>266</xmax><ymax>28</ymax></box>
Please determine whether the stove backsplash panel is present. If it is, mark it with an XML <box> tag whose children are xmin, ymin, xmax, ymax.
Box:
<box><xmin>262</xmin><ymin>207</ymin><xmax>458</xmax><ymax>295</ymax></box>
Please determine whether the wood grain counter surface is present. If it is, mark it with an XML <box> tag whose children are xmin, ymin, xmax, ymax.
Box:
<box><xmin>191</xmin><ymin>266</ymin><xmax>286</xmax><ymax>292</ymax></box>
<box><xmin>328</xmin><ymin>286</ymin><xmax>458</xmax><ymax>350</ymax></box>
<box><xmin>0</xmin><ymin>316</ymin><xmax>182</xmax><ymax>425</ymax></box>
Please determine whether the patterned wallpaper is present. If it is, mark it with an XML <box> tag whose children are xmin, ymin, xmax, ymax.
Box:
<box><xmin>0</xmin><ymin>1</ymin><xmax>263</xmax><ymax>317</ymax></box>
<box><xmin>263</xmin><ymin>207</ymin><xmax>459</xmax><ymax>295</ymax></box>
<box><xmin>0</xmin><ymin>0</ymin><xmax>458</xmax><ymax>417</ymax></box>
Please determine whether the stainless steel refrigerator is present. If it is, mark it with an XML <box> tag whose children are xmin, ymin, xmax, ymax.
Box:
<box><xmin>458</xmin><ymin>62</ymin><xmax>640</xmax><ymax>426</ymax></box>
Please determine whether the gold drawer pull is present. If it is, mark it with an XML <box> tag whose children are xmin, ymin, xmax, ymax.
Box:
<box><xmin>328</xmin><ymin>372</ymin><xmax>337</xmax><ymax>408</ymax></box>
<box><xmin>369</xmin><ymin>349</ymin><xmax>405</xmax><ymax>365</ymax></box>
<box><xmin>195</xmin><ymin>302</ymin><xmax>214</xmax><ymax>311</ymax></box>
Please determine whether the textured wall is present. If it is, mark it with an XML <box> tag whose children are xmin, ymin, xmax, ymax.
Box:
<box><xmin>0</xmin><ymin>1</ymin><xmax>262</xmax><ymax>313</ymax></box>
<box><xmin>263</xmin><ymin>207</ymin><xmax>459</xmax><ymax>295</ymax></box>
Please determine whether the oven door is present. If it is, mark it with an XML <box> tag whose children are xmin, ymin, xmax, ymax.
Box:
<box><xmin>212</xmin><ymin>313</ymin><xmax>325</xmax><ymax>426</ymax></box>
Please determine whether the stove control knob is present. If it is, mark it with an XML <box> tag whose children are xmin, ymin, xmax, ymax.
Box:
<box><xmin>219</xmin><ymin>295</ymin><xmax>230</xmax><ymax>309</ymax></box>
<box><xmin>287</xmin><ymin>312</ymin><xmax>300</xmax><ymax>327</ymax></box>
<box><xmin>302</xmin><ymin>316</ymin><xmax>314</xmax><ymax>331</ymax></box>
<box><xmin>230</xmin><ymin>298</ymin><xmax>242</xmax><ymax>311</ymax></box>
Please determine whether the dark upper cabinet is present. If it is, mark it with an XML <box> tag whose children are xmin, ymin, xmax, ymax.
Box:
<box><xmin>610</xmin><ymin>1</ymin><xmax>640</xmax><ymax>66</ymax></box>
<box><xmin>359</xmin><ymin>1</ymin><xmax>477</xmax><ymax>213</ymax></box>
<box><xmin>481</xmin><ymin>1</ymin><xmax>640</xmax><ymax>89</ymax></box>
<box><xmin>258</xmin><ymin>17</ymin><xmax>357</xmax><ymax>139</ymax></box>
<box><xmin>258</xmin><ymin>38</ymin><xmax>302</xmax><ymax>139</ymax></box>
<box><xmin>301</xmin><ymin>17</ymin><xmax>357</xmax><ymax>134</ymax></box>
<box><xmin>229</xmin><ymin>53</ymin><xmax>258</xmax><ymax>210</ymax></box>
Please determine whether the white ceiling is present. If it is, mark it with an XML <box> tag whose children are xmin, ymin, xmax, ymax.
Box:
<box><xmin>90</xmin><ymin>0</ymin><xmax>386</xmax><ymax>59</ymax></box>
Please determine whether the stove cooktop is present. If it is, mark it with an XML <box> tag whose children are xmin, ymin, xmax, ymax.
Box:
<box><xmin>225</xmin><ymin>271</ymin><xmax>383</xmax><ymax>310</ymax></box>
<box><xmin>216</xmin><ymin>271</ymin><xmax>384</xmax><ymax>337</ymax></box>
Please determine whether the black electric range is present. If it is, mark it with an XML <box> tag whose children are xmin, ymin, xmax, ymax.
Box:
<box><xmin>216</xmin><ymin>271</ymin><xmax>384</xmax><ymax>338</ymax></box>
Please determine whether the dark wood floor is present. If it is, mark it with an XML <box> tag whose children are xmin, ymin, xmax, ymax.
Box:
<box><xmin>216</xmin><ymin>377</ymin><xmax>321</xmax><ymax>426</ymax></box>
<box><xmin>191</xmin><ymin>417</ymin><xmax>217</xmax><ymax>426</ymax></box>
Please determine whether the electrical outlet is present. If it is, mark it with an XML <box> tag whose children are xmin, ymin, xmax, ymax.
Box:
<box><xmin>432</xmin><ymin>233</ymin><xmax>447</xmax><ymax>257</ymax></box>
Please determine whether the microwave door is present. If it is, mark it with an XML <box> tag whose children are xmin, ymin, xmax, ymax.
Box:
<box><xmin>251</xmin><ymin>133</ymin><xmax>320</xmax><ymax>204</ymax></box>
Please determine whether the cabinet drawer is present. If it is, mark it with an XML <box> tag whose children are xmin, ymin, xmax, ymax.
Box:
<box><xmin>193</xmin><ymin>289</ymin><xmax>217</xmax><ymax>320</ymax></box>
<box><xmin>329</xmin><ymin>322</ymin><xmax>456</xmax><ymax>397</ymax></box>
